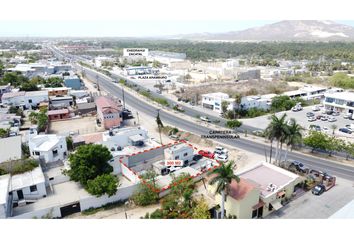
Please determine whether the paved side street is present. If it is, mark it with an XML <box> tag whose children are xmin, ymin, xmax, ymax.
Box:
<box><xmin>267</xmin><ymin>177</ymin><xmax>354</xmax><ymax>219</ymax></box>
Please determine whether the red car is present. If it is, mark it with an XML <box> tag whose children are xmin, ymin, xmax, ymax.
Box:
<box><xmin>198</xmin><ymin>150</ymin><xmax>215</xmax><ymax>159</ymax></box>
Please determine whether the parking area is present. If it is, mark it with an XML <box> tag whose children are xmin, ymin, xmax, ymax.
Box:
<box><xmin>267</xmin><ymin>177</ymin><xmax>354</xmax><ymax>219</ymax></box>
<box><xmin>243</xmin><ymin>105</ymin><xmax>354</xmax><ymax>140</ymax></box>
<box><xmin>49</xmin><ymin>116</ymin><xmax>100</xmax><ymax>136</ymax></box>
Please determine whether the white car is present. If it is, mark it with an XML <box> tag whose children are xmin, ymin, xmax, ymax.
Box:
<box><xmin>328</xmin><ymin>117</ymin><xmax>337</xmax><ymax>122</ymax></box>
<box><xmin>200</xmin><ymin>116</ymin><xmax>211</xmax><ymax>122</ymax></box>
<box><xmin>214</xmin><ymin>154</ymin><xmax>229</xmax><ymax>162</ymax></box>
<box><xmin>312</xmin><ymin>105</ymin><xmax>320</xmax><ymax>111</ymax></box>
<box><xmin>307</xmin><ymin>116</ymin><xmax>316</xmax><ymax>122</ymax></box>
<box><xmin>167</xmin><ymin>166</ymin><xmax>182</xmax><ymax>173</ymax></box>
<box><xmin>214</xmin><ymin>146</ymin><xmax>228</xmax><ymax>155</ymax></box>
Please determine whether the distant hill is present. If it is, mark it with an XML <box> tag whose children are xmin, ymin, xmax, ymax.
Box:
<box><xmin>173</xmin><ymin>20</ymin><xmax>354</xmax><ymax>42</ymax></box>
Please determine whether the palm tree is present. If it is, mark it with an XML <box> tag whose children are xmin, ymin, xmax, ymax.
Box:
<box><xmin>265</xmin><ymin>113</ymin><xmax>288</xmax><ymax>164</ymax></box>
<box><xmin>283</xmin><ymin>119</ymin><xmax>303</xmax><ymax>163</ymax></box>
<box><xmin>208</xmin><ymin>160</ymin><xmax>240</xmax><ymax>219</ymax></box>
<box><xmin>330</xmin><ymin>124</ymin><xmax>337</xmax><ymax>136</ymax></box>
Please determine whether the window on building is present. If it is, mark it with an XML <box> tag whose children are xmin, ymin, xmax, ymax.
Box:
<box><xmin>30</xmin><ymin>185</ymin><xmax>37</xmax><ymax>192</ymax></box>
<box><xmin>269</xmin><ymin>204</ymin><xmax>273</xmax><ymax>211</ymax></box>
<box><xmin>53</xmin><ymin>149</ymin><xmax>58</xmax><ymax>155</ymax></box>
<box><xmin>28</xmin><ymin>99</ymin><xmax>32</xmax><ymax>103</ymax></box>
<box><xmin>252</xmin><ymin>209</ymin><xmax>257</xmax><ymax>219</ymax></box>
<box><xmin>174</xmin><ymin>155</ymin><xmax>179</xmax><ymax>160</ymax></box>
<box><xmin>183</xmin><ymin>152</ymin><xmax>188</xmax><ymax>157</ymax></box>
<box><xmin>35</xmin><ymin>151</ymin><xmax>40</xmax><ymax>156</ymax></box>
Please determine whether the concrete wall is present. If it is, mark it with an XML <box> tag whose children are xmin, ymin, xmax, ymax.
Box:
<box><xmin>11</xmin><ymin>206</ymin><xmax>61</xmax><ymax>219</ymax></box>
<box><xmin>121</xmin><ymin>163</ymin><xmax>140</xmax><ymax>184</ymax></box>
<box><xmin>128</xmin><ymin>147</ymin><xmax>165</xmax><ymax>168</ymax></box>
<box><xmin>80</xmin><ymin>184</ymin><xmax>138</xmax><ymax>211</ymax></box>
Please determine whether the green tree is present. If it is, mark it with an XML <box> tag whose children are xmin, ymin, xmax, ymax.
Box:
<box><xmin>149</xmin><ymin>173</ymin><xmax>196</xmax><ymax>219</ymax></box>
<box><xmin>0</xmin><ymin>128</ymin><xmax>9</xmax><ymax>138</ymax></box>
<box><xmin>65</xmin><ymin>144</ymin><xmax>113</xmax><ymax>187</ymax></box>
<box><xmin>208</xmin><ymin>160</ymin><xmax>239</xmax><ymax>219</ymax></box>
<box><xmin>192</xmin><ymin>197</ymin><xmax>211</xmax><ymax>219</ymax></box>
<box><xmin>271</xmin><ymin>95</ymin><xmax>296</xmax><ymax>112</ymax></box>
<box><xmin>20</xmin><ymin>82</ymin><xmax>39</xmax><ymax>91</ymax></box>
<box><xmin>86</xmin><ymin>174</ymin><xmax>119</xmax><ymax>197</ymax></box>
<box><xmin>330</xmin><ymin>124</ymin><xmax>338</xmax><ymax>135</ymax></box>
<box><xmin>283</xmin><ymin>119</ymin><xmax>303</xmax><ymax>163</ymax></box>
<box><xmin>132</xmin><ymin>170</ymin><xmax>160</xmax><ymax>206</ymax></box>
<box><xmin>66</xmin><ymin>136</ymin><xmax>74</xmax><ymax>151</ymax></box>
<box><xmin>265</xmin><ymin>113</ymin><xmax>288</xmax><ymax>164</ymax></box>
<box><xmin>303</xmin><ymin>131</ymin><xmax>329</xmax><ymax>152</ymax></box>
<box><xmin>225</xmin><ymin>119</ymin><xmax>242</xmax><ymax>129</ymax></box>
<box><xmin>0</xmin><ymin>72</ymin><xmax>28</xmax><ymax>87</ymax></box>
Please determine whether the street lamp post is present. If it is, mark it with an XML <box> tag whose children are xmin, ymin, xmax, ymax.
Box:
<box><xmin>122</xmin><ymin>87</ymin><xmax>126</xmax><ymax>110</ymax></box>
<box><xmin>157</xmin><ymin>109</ymin><xmax>163</xmax><ymax>145</ymax></box>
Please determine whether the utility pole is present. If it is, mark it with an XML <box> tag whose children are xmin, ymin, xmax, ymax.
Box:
<box><xmin>122</xmin><ymin>87</ymin><xmax>126</xmax><ymax>110</ymax></box>
<box><xmin>157</xmin><ymin>109</ymin><xmax>163</xmax><ymax>145</ymax></box>
<box><xmin>136</xmin><ymin>111</ymin><xmax>140</xmax><ymax>125</ymax></box>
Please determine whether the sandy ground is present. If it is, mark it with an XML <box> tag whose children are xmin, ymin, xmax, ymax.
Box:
<box><xmin>49</xmin><ymin>116</ymin><xmax>99</xmax><ymax>136</ymax></box>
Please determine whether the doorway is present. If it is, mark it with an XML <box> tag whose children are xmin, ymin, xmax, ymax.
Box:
<box><xmin>17</xmin><ymin>190</ymin><xmax>24</xmax><ymax>200</ymax></box>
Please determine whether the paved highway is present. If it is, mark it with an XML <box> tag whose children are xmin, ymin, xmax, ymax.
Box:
<box><xmin>49</xmin><ymin>46</ymin><xmax>354</xmax><ymax>181</ymax></box>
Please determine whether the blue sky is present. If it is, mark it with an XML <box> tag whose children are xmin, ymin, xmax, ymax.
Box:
<box><xmin>1</xmin><ymin>20</ymin><xmax>354</xmax><ymax>37</ymax></box>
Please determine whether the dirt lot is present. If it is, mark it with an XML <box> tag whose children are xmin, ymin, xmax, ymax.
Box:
<box><xmin>49</xmin><ymin>116</ymin><xmax>100</xmax><ymax>136</ymax></box>
<box><xmin>175</xmin><ymin>79</ymin><xmax>296</xmax><ymax>101</ymax></box>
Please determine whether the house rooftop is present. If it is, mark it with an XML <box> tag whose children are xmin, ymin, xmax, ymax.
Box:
<box><xmin>11</xmin><ymin>167</ymin><xmax>45</xmax><ymax>191</ymax></box>
<box><xmin>228</xmin><ymin>178</ymin><xmax>257</xmax><ymax>201</ymax></box>
<box><xmin>25</xmin><ymin>91</ymin><xmax>48</xmax><ymax>97</ymax></box>
<box><xmin>30</xmin><ymin>134</ymin><xmax>63</xmax><ymax>152</ymax></box>
<box><xmin>47</xmin><ymin>109</ymin><xmax>69</xmax><ymax>115</ymax></box>
<box><xmin>0</xmin><ymin>135</ymin><xmax>22</xmax><ymax>163</ymax></box>
<box><xmin>95</xmin><ymin>96</ymin><xmax>122</xmax><ymax>112</ymax></box>
<box><xmin>238</xmin><ymin>162</ymin><xmax>299</xmax><ymax>198</ymax></box>
<box><xmin>202</xmin><ymin>92</ymin><xmax>230</xmax><ymax>99</ymax></box>
<box><xmin>1</xmin><ymin>91</ymin><xmax>25</xmax><ymax>99</ymax></box>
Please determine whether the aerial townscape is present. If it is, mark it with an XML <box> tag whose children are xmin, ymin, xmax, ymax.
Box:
<box><xmin>2</xmin><ymin>19</ymin><xmax>354</xmax><ymax>222</ymax></box>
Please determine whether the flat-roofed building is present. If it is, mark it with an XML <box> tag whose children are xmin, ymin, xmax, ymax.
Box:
<box><xmin>208</xmin><ymin>162</ymin><xmax>301</xmax><ymax>219</ymax></box>
<box><xmin>323</xmin><ymin>91</ymin><xmax>354</xmax><ymax>116</ymax></box>
<box><xmin>0</xmin><ymin>135</ymin><xmax>22</xmax><ymax>163</ymax></box>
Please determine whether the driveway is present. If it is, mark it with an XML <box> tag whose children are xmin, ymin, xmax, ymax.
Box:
<box><xmin>267</xmin><ymin>177</ymin><xmax>354</xmax><ymax>219</ymax></box>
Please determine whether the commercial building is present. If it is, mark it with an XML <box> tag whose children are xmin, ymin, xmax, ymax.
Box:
<box><xmin>283</xmin><ymin>85</ymin><xmax>327</xmax><ymax>100</ymax></box>
<box><xmin>240</xmin><ymin>94</ymin><xmax>276</xmax><ymax>111</ymax></box>
<box><xmin>95</xmin><ymin>96</ymin><xmax>123</xmax><ymax>130</ymax></box>
<box><xmin>201</xmin><ymin>92</ymin><xmax>235</xmax><ymax>114</ymax></box>
<box><xmin>64</xmin><ymin>75</ymin><xmax>83</xmax><ymax>90</ymax></box>
<box><xmin>28</xmin><ymin>134</ymin><xmax>68</xmax><ymax>164</ymax></box>
<box><xmin>0</xmin><ymin>135</ymin><xmax>22</xmax><ymax>163</ymax></box>
<box><xmin>323</xmin><ymin>91</ymin><xmax>354</xmax><ymax>115</ymax></box>
<box><xmin>208</xmin><ymin>162</ymin><xmax>301</xmax><ymax>219</ymax></box>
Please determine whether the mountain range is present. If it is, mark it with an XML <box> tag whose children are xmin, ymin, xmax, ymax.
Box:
<box><xmin>171</xmin><ymin>20</ymin><xmax>354</xmax><ymax>42</ymax></box>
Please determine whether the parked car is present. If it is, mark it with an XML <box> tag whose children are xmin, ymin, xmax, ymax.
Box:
<box><xmin>252</xmin><ymin>130</ymin><xmax>265</xmax><ymax>137</ymax></box>
<box><xmin>316</xmin><ymin>115</ymin><xmax>323</xmax><ymax>120</ymax></box>
<box><xmin>198</xmin><ymin>150</ymin><xmax>215</xmax><ymax>159</ymax></box>
<box><xmin>332</xmin><ymin>111</ymin><xmax>340</xmax><ymax>116</ymax></box>
<box><xmin>306</xmin><ymin>112</ymin><xmax>315</xmax><ymax>117</ymax></box>
<box><xmin>312</xmin><ymin>105</ymin><xmax>320</xmax><ymax>111</ymax></box>
<box><xmin>214</xmin><ymin>154</ymin><xmax>229</xmax><ymax>162</ymax></box>
<box><xmin>290</xmin><ymin>161</ymin><xmax>309</xmax><ymax>173</ymax></box>
<box><xmin>307</xmin><ymin>116</ymin><xmax>316</xmax><ymax>122</ymax></box>
<box><xmin>312</xmin><ymin>184</ymin><xmax>326</xmax><ymax>196</ymax></box>
<box><xmin>200</xmin><ymin>116</ymin><xmax>211</xmax><ymax>122</ymax></box>
<box><xmin>192</xmin><ymin>154</ymin><xmax>203</xmax><ymax>161</ymax></box>
<box><xmin>167</xmin><ymin>166</ymin><xmax>182</xmax><ymax>173</ymax></box>
<box><xmin>325</xmin><ymin>109</ymin><xmax>333</xmax><ymax>115</ymax></box>
<box><xmin>339</xmin><ymin>128</ymin><xmax>352</xmax><ymax>134</ymax></box>
<box><xmin>321</xmin><ymin>116</ymin><xmax>328</xmax><ymax>121</ymax></box>
<box><xmin>328</xmin><ymin>117</ymin><xmax>337</xmax><ymax>122</ymax></box>
<box><xmin>214</xmin><ymin>146</ymin><xmax>228</xmax><ymax>155</ymax></box>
